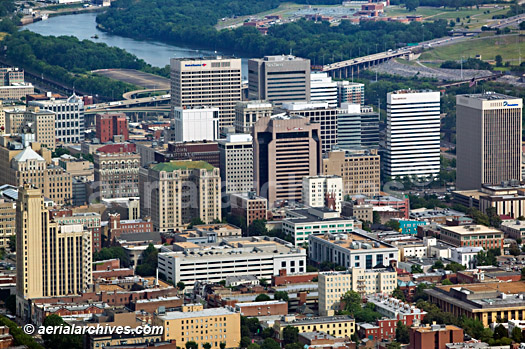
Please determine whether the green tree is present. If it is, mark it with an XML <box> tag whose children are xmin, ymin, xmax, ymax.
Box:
<box><xmin>255</xmin><ymin>294</ymin><xmax>271</xmax><ymax>302</ymax></box>
<box><xmin>240</xmin><ymin>335</ymin><xmax>251</xmax><ymax>346</ymax></box>
<box><xmin>387</xmin><ymin>342</ymin><xmax>402</xmax><ymax>349</ymax></box>
<box><xmin>203</xmin><ymin>343</ymin><xmax>212</xmax><ymax>349</ymax></box>
<box><xmin>93</xmin><ymin>246</ymin><xmax>130</xmax><ymax>267</ymax></box>
<box><xmin>405</xmin><ymin>0</ymin><xmax>420</xmax><ymax>11</ymax></box>
<box><xmin>186</xmin><ymin>341</ymin><xmax>199</xmax><ymax>349</ymax></box>
<box><xmin>510</xmin><ymin>244</ymin><xmax>521</xmax><ymax>257</ymax></box>
<box><xmin>494</xmin><ymin>324</ymin><xmax>508</xmax><ymax>340</ymax></box>
<box><xmin>392</xmin><ymin>287</ymin><xmax>406</xmax><ymax>301</ymax></box>
<box><xmin>220</xmin><ymin>343</ymin><xmax>226</xmax><ymax>349</ymax></box>
<box><xmin>8</xmin><ymin>235</ymin><xmax>15</xmax><ymax>252</ymax></box>
<box><xmin>135</xmin><ymin>243</ymin><xmax>158</xmax><ymax>276</ymax></box>
<box><xmin>432</xmin><ymin>260</ymin><xmax>444</xmax><ymax>270</ymax></box>
<box><xmin>342</xmin><ymin>290</ymin><xmax>362</xmax><ymax>313</ymax></box>
<box><xmin>396</xmin><ymin>321</ymin><xmax>410</xmax><ymax>344</ymax></box>
<box><xmin>411</xmin><ymin>265</ymin><xmax>423</xmax><ymax>274</ymax></box>
<box><xmin>386</xmin><ymin>220</ymin><xmax>401</xmax><ymax>232</ymax></box>
<box><xmin>177</xmin><ymin>281</ymin><xmax>186</xmax><ymax>292</ymax></box>
<box><xmin>249</xmin><ymin>219</ymin><xmax>268</xmax><ymax>235</ymax></box>
<box><xmin>261</xmin><ymin>338</ymin><xmax>281</xmax><ymax>349</ymax></box>
<box><xmin>261</xmin><ymin>327</ymin><xmax>274</xmax><ymax>339</ymax></box>
<box><xmin>512</xmin><ymin>326</ymin><xmax>523</xmax><ymax>343</ymax></box>
<box><xmin>486</xmin><ymin>207</ymin><xmax>502</xmax><ymax>228</ymax></box>
<box><xmin>188</xmin><ymin>217</ymin><xmax>204</xmax><ymax>228</ymax></box>
<box><xmin>0</xmin><ymin>315</ymin><xmax>43</xmax><ymax>349</ymax></box>
<box><xmin>274</xmin><ymin>291</ymin><xmax>289</xmax><ymax>302</ymax></box>
<box><xmin>442</xmin><ymin>279</ymin><xmax>453</xmax><ymax>285</ymax></box>
<box><xmin>444</xmin><ymin>262</ymin><xmax>466</xmax><ymax>273</ymax></box>
<box><xmin>520</xmin><ymin>21</ymin><xmax>525</xmax><ymax>30</ymax></box>
<box><xmin>283</xmin><ymin>326</ymin><xmax>299</xmax><ymax>346</ymax></box>
<box><xmin>248</xmin><ymin>344</ymin><xmax>261</xmax><ymax>349</ymax></box>
<box><xmin>373</xmin><ymin>211</ymin><xmax>381</xmax><ymax>224</ymax></box>
<box><xmin>495</xmin><ymin>55</ymin><xmax>503</xmax><ymax>67</ymax></box>
<box><xmin>413</xmin><ymin>283</ymin><xmax>431</xmax><ymax>302</ymax></box>
<box><xmin>285</xmin><ymin>344</ymin><xmax>303</xmax><ymax>349</ymax></box>
<box><xmin>42</xmin><ymin>315</ymin><xmax>82</xmax><ymax>349</ymax></box>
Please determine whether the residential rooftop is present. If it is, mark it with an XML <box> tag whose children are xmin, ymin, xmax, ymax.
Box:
<box><xmin>277</xmin><ymin>315</ymin><xmax>355</xmax><ymax>326</ymax></box>
<box><xmin>311</xmin><ymin>231</ymin><xmax>397</xmax><ymax>251</ymax></box>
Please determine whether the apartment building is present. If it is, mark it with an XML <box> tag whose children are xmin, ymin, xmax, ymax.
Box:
<box><xmin>248</xmin><ymin>55</ymin><xmax>310</xmax><ymax>106</ymax></box>
<box><xmin>323</xmin><ymin>148</ymin><xmax>380</xmax><ymax>197</ymax></box>
<box><xmin>234</xmin><ymin>101</ymin><xmax>273</xmax><ymax>134</ymax></box>
<box><xmin>94</xmin><ymin>151</ymin><xmax>141</xmax><ymax>199</ymax></box>
<box><xmin>409</xmin><ymin>325</ymin><xmax>464</xmax><ymax>349</ymax></box>
<box><xmin>171</xmin><ymin>57</ymin><xmax>242</xmax><ymax>129</ymax></box>
<box><xmin>95</xmin><ymin>113</ymin><xmax>129</xmax><ymax>143</ymax></box>
<box><xmin>140</xmin><ymin>160</ymin><xmax>221</xmax><ymax>231</ymax></box>
<box><xmin>302</xmin><ymin>175</ymin><xmax>343</xmax><ymax>212</ymax></box>
<box><xmin>281</xmin><ymin>101</ymin><xmax>338</xmax><ymax>154</ymax></box>
<box><xmin>310</xmin><ymin>72</ymin><xmax>337</xmax><ymax>107</ymax></box>
<box><xmin>439</xmin><ymin>224</ymin><xmax>503</xmax><ymax>250</ymax></box>
<box><xmin>384</xmin><ymin>90</ymin><xmax>440</xmax><ymax>178</ymax></box>
<box><xmin>282</xmin><ymin>207</ymin><xmax>354</xmax><ymax>247</ymax></box>
<box><xmin>273</xmin><ymin>315</ymin><xmax>355</xmax><ymax>340</ymax></box>
<box><xmin>155</xmin><ymin>306</ymin><xmax>240</xmax><ymax>349</ymax></box>
<box><xmin>319</xmin><ymin>267</ymin><xmax>397</xmax><ymax>316</ymax></box>
<box><xmin>309</xmin><ymin>231</ymin><xmax>399</xmax><ymax>269</ymax></box>
<box><xmin>170</xmin><ymin>106</ymin><xmax>219</xmax><ymax>142</ymax></box>
<box><xmin>367</xmin><ymin>294</ymin><xmax>427</xmax><ymax>325</ymax></box>
<box><xmin>157</xmin><ymin>236</ymin><xmax>306</xmax><ymax>288</ymax></box>
<box><xmin>337</xmin><ymin>81</ymin><xmax>364</xmax><ymax>107</ymax></box>
<box><xmin>218</xmin><ymin>134</ymin><xmax>253</xmax><ymax>194</ymax></box>
<box><xmin>28</xmin><ymin>94</ymin><xmax>85</xmax><ymax>144</ymax></box>
<box><xmin>230</xmin><ymin>192</ymin><xmax>267</xmax><ymax>226</ymax></box>
<box><xmin>456</xmin><ymin>93</ymin><xmax>522</xmax><ymax>190</ymax></box>
<box><xmin>16</xmin><ymin>186</ymin><xmax>92</xmax><ymax>321</ymax></box>
<box><xmin>253</xmin><ymin>115</ymin><xmax>321</xmax><ymax>207</ymax></box>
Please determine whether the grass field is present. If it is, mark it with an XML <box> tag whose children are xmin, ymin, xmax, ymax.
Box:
<box><xmin>419</xmin><ymin>34</ymin><xmax>525</xmax><ymax>62</ymax></box>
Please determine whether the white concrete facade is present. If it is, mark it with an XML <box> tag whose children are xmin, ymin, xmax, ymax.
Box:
<box><xmin>301</xmin><ymin>175</ymin><xmax>343</xmax><ymax>212</ymax></box>
<box><xmin>172</xmin><ymin>106</ymin><xmax>219</xmax><ymax>142</ymax></box>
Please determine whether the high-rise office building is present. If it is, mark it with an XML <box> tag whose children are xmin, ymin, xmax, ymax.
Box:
<box><xmin>139</xmin><ymin>160</ymin><xmax>221</xmax><ymax>231</ymax></box>
<box><xmin>253</xmin><ymin>115</ymin><xmax>321</xmax><ymax>207</ymax></box>
<box><xmin>170</xmin><ymin>57</ymin><xmax>242</xmax><ymax>130</ymax></box>
<box><xmin>95</xmin><ymin>113</ymin><xmax>129</xmax><ymax>143</ymax></box>
<box><xmin>28</xmin><ymin>94</ymin><xmax>84</xmax><ymax>144</ymax></box>
<box><xmin>302</xmin><ymin>175</ymin><xmax>343</xmax><ymax>212</ymax></box>
<box><xmin>310</xmin><ymin>72</ymin><xmax>337</xmax><ymax>107</ymax></box>
<box><xmin>323</xmin><ymin>148</ymin><xmax>381</xmax><ymax>197</ymax></box>
<box><xmin>456</xmin><ymin>93</ymin><xmax>523</xmax><ymax>190</ymax></box>
<box><xmin>337</xmin><ymin>104</ymin><xmax>379</xmax><ymax>150</ymax></box>
<box><xmin>384</xmin><ymin>90</ymin><xmax>440</xmax><ymax>178</ymax></box>
<box><xmin>281</xmin><ymin>101</ymin><xmax>338</xmax><ymax>154</ymax></box>
<box><xmin>248</xmin><ymin>55</ymin><xmax>310</xmax><ymax>106</ymax></box>
<box><xmin>337</xmin><ymin>81</ymin><xmax>365</xmax><ymax>107</ymax></box>
<box><xmin>5</xmin><ymin>107</ymin><xmax>56</xmax><ymax>150</ymax></box>
<box><xmin>170</xmin><ymin>106</ymin><xmax>219</xmax><ymax>142</ymax></box>
<box><xmin>94</xmin><ymin>151</ymin><xmax>140</xmax><ymax>199</ymax></box>
<box><xmin>218</xmin><ymin>134</ymin><xmax>253</xmax><ymax>194</ymax></box>
<box><xmin>234</xmin><ymin>100</ymin><xmax>273</xmax><ymax>134</ymax></box>
<box><xmin>16</xmin><ymin>185</ymin><xmax>92</xmax><ymax>320</ymax></box>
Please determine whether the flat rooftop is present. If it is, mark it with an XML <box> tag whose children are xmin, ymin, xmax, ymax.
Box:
<box><xmin>151</xmin><ymin>160</ymin><xmax>214</xmax><ymax>172</ymax></box>
<box><xmin>279</xmin><ymin>315</ymin><xmax>354</xmax><ymax>326</ymax></box>
<box><xmin>311</xmin><ymin>231</ymin><xmax>396</xmax><ymax>251</ymax></box>
<box><xmin>440</xmin><ymin>224</ymin><xmax>501</xmax><ymax>235</ymax></box>
<box><xmin>158</xmin><ymin>307</ymin><xmax>234</xmax><ymax>320</ymax></box>
<box><xmin>460</xmin><ymin>92</ymin><xmax>520</xmax><ymax>101</ymax></box>
<box><xmin>409</xmin><ymin>208</ymin><xmax>465</xmax><ymax>220</ymax></box>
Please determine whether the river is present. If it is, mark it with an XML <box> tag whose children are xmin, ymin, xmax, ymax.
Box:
<box><xmin>23</xmin><ymin>12</ymin><xmax>249</xmax><ymax>79</ymax></box>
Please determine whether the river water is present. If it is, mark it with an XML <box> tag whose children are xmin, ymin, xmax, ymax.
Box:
<box><xmin>23</xmin><ymin>12</ymin><xmax>249</xmax><ymax>78</ymax></box>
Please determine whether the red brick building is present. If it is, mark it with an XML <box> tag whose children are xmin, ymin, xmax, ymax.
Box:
<box><xmin>234</xmin><ymin>300</ymin><xmax>288</xmax><ymax>317</ymax></box>
<box><xmin>0</xmin><ymin>326</ymin><xmax>14</xmax><ymax>349</ymax></box>
<box><xmin>105</xmin><ymin>213</ymin><xmax>153</xmax><ymax>240</ymax></box>
<box><xmin>230</xmin><ymin>192</ymin><xmax>268</xmax><ymax>226</ymax></box>
<box><xmin>359</xmin><ymin>319</ymin><xmax>397</xmax><ymax>341</ymax></box>
<box><xmin>272</xmin><ymin>269</ymin><xmax>318</xmax><ymax>286</ymax></box>
<box><xmin>96</xmin><ymin>113</ymin><xmax>129</xmax><ymax>143</ymax></box>
<box><xmin>409</xmin><ymin>325</ymin><xmax>464</xmax><ymax>349</ymax></box>
<box><xmin>155</xmin><ymin>141</ymin><xmax>220</xmax><ymax>168</ymax></box>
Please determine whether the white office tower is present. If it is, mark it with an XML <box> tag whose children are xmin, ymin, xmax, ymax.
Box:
<box><xmin>302</xmin><ymin>175</ymin><xmax>343</xmax><ymax>213</ymax></box>
<box><xmin>172</xmin><ymin>106</ymin><xmax>219</xmax><ymax>142</ymax></box>
<box><xmin>310</xmin><ymin>72</ymin><xmax>338</xmax><ymax>108</ymax></box>
<box><xmin>218</xmin><ymin>134</ymin><xmax>254</xmax><ymax>194</ymax></box>
<box><xmin>28</xmin><ymin>94</ymin><xmax>84</xmax><ymax>144</ymax></box>
<box><xmin>384</xmin><ymin>90</ymin><xmax>440</xmax><ymax>178</ymax></box>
